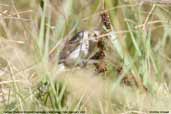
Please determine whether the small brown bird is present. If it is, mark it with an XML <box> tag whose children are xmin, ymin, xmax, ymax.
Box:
<box><xmin>58</xmin><ymin>30</ymin><xmax>100</xmax><ymax>67</ymax></box>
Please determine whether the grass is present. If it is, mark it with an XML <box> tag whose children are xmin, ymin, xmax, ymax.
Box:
<box><xmin>0</xmin><ymin>0</ymin><xmax>171</xmax><ymax>114</ymax></box>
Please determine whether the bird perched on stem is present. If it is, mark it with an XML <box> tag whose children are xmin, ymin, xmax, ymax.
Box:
<box><xmin>58</xmin><ymin>30</ymin><xmax>100</xmax><ymax>67</ymax></box>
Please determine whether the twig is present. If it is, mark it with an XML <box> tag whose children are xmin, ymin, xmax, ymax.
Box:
<box><xmin>135</xmin><ymin>20</ymin><xmax>168</xmax><ymax>29</ymax></box>
<box><xmin>82</xmin><ymin>4</ymin><xmax>138</xmax><ymax>21</ymax></box>
<box><xmin>142</xmin><ymin>4</ymin><xmax>156</xmax><ymax>32</ymax></box>
<box><xmin>1</xmin><ymin>16</ymin><xmax>31</xmax><ymax>22</ymax></box>
<box><xmin>10</xmin><ymin>10</ymin><xmax>33</xmax><ymax>16</ymax></box>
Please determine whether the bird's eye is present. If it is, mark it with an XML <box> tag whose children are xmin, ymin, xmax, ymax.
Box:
<box><xmin>93</xmin><ymin>33</ymin><xmax>97</xmax><ymax>37</ymax></box>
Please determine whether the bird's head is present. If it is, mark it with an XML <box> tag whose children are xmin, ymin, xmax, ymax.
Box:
<box><xmin>83</xmin><ymin>30</ymin><xmax>101</xmax><ymax>42</ymax></box>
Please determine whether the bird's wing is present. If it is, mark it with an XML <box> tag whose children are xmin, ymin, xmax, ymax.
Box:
<box><xmin>59</xmin><ymin>41</ymin><xmax>80</xmax><ymax>60</ymax></box>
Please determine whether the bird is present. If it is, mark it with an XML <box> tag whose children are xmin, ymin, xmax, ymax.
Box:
<box><xmin>58</xmin><ymin>30</ymin><xmax>100</xmax><ymax>67</ymax></box>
